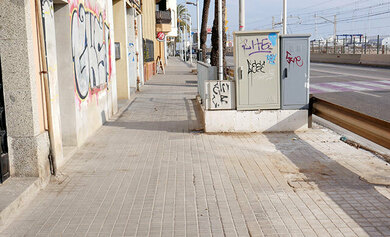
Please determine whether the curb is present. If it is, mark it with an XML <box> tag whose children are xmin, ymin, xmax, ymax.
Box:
<box><xmin>0</xmin><ymin>176</ymin><xmax>50</xmax><ymax>232</ymax></box>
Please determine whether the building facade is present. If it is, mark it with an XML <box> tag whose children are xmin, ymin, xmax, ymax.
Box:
<box><xmin>142</xmin><ymin>0</ymin><xmax>174</xmax><ymax>80</ymax></box>
<box><xmin>0</xmin><ymin>0</ymin><xmax>150</xmax><ymax>182</ymax></box>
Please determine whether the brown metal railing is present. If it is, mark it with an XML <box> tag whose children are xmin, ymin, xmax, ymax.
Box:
<box><xmin>309</xmin><ymin>96</ymin><xmax>390</xmax><ymax>149</ymax></box>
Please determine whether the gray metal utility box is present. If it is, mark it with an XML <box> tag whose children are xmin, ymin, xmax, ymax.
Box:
<box><xmin>234</xmin><ymin>31</ymin><xmax>280</xmax><ymax>110</ymax></box>
<box><xmin>280</xmin><ymin>34</ymin><xmax>310</xmax><ymax>109</ymax></box>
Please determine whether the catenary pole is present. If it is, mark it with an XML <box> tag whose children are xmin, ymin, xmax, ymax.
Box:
<box><xmin>239</xmin><ymin>0</ymin><xmax>245</xmax><ymax>31</ymax></box>
<box><xmin>283</xmin><ymin>0</ymin><xmax>287</xmax><ymax>34</ymax></box>
<box><xmin>334</xmin><ymin>15</ymin><xmax>337</xmax><ymax>40</ymax></box>
<box><xmin>218</xmin><ymin>0</ymin><xmax>223</xmax><ymax>80</ymax></box>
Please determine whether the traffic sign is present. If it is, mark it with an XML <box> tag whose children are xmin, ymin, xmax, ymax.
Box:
<box><xmin>157</xmin><ymin>32</ymin><xmax>165</xmax><ymax>42</ymax></box>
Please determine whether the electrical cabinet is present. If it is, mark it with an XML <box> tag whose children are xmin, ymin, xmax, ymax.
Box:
<box><xmin>234</xmin><ymin>31</ymin><xmax>280</xmax><ymax>110</ymax></box>
<box><xmin>280</xmin><ymin>35</ymin><xmax>310</xmax><ymax>109</ymax></box>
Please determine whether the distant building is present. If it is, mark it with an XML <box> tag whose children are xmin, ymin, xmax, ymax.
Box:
<box><xmin>382</xmin><ymin>37</ymin><xmax>390</xmax><ymax>46</ymax></box>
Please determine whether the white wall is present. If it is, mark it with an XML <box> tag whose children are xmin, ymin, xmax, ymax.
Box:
<box><xmin>166</xmin><ymin>0</ymin><xmax>177</xmax><ymax>37</ymax></box>
<box><xmin>67</xmin><ymin>0</ymin><xmax>117</xmax><ymax>146</ymax></box>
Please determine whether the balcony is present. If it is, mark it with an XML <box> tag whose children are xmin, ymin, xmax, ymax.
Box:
<box><xmin>156</xmin><ymin>10</ymin><xmax>172</xmax><ymax>33</ymax></box>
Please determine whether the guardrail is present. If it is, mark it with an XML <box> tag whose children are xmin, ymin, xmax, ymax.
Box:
<box><xmin>309</xmin><ymin>96</ymin><xmax>390</xmax><ymax>149</ymax></box>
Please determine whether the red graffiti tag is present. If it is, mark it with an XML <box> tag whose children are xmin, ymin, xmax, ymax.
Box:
<box><xmin>286</xmin><ymin>51</ymin><xmax>303</xmax><ymax>67</ymax></box>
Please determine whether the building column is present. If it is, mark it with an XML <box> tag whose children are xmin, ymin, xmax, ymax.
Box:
<box><xmin>113</xmin><ymin>0</ymin><xmax>131</xmax><ymax>100</ymax></box>
<box><xmin>0</xmin><ymin>0</ymin><xmax>51</xmax><ymax>177</ymax></box>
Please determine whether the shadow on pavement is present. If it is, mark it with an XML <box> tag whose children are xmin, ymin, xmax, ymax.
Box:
<box><xmin>263</xmin><ymin>129</ymin><xmax>390</xmax><ymax>236</ymax></box>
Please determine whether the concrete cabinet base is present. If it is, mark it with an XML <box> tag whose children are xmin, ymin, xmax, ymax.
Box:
<box><xmin>203</xmin><ymin>109</ymin><xmax>308</xmax><ymax>133</ymax></box>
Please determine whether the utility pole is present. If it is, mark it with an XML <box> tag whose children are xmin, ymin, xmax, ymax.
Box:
<box><xmin>218</xmin><ymin>0</ymin><xmax>223</xmax><ymax>80</ymax></box>
<box><xmin>239</xmin><ymin>0</ymin><xmax>245</xmax><ymax>31</ymax></box>
<box><xmin>184</xmin><ymin>24</ymin><xmax>187</xmax><ymax>61</ymax></box>
<box><xmin>186</xmin><ymin>1</ymin><xmax>200</xmax><ymax>50</ymax></box>
<box><xmin>272</xmin><ymin>16</ymin><xmax>275</xmax><ymax>29</ymax></box>
<box><xmin>180</xmin><ymin>27</ymin><xmax>183</xmax><ymax>59</ymax></box>
<box><xmin>283</xmin><ymin>0</ymin><xmax>287</xmax><ymax>34</ymax></box>
<box><xmin>334</xmin><ymin>15</ymin><xmax>337</xmax><ymax>40</ymax></box>
<box><xmin>314</xmin><ymin>14</ymin><xmax>337</xmax><ymax>40</ymax></box>
<box><xmin>314</xmin><ymin>14</ymin><xmax>317</xmax><ymax>39</ymax></box>
<box><xmin>197</xmin><ymin>0</ymin><xmax>200</xmax><ymax>50</ymax></box>
<box><xmin>189</xmin><ymin>16</ymin><xmax>193</xmax><ymax>64</ymax></box>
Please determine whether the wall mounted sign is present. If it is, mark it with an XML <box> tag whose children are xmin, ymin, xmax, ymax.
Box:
<box><xmin>157</xmin><ymin>32</ymin><xmax>165</xmax><ymax>42</ymax></box>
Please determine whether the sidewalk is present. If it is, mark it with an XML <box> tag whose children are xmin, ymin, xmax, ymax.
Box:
<box><xmin>1</xmin><ymin>58</ymin><xmax>389</xmax><ymax>237</ymax></box>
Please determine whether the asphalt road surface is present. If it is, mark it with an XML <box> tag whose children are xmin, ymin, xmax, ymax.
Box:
<box><xmin>225</xmin><ymin>56</ymin><xmax>390</xmax><ymax>122</ymax></box>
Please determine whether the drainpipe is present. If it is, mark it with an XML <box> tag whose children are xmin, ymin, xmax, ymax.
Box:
<box><xmin>34</xmin><ymin>0</ymin><xmax>57</xmax><ymax>176</ymax></box>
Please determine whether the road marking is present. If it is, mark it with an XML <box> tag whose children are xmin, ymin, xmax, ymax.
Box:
<box><xmin>329</xmin><ymin>82</ymin><xmax>366</xmax><ymax>91</ymax></box>
<box><xmin>355</xmin><ymin>91</ymin><xmax>381</xmax><ymax>98</ymax></box>
<box><xmin>351</xmin><ymin>80</ymin><xmax>390</xmax><ymax>90</ymax></box>
<box><xmin>310</xmin><ymin>84</ymin><xmax>337</xmax><ymax>93</ymax></box>
<box><xmin>311</xmin><ymin>63</ymin><xmax>385</xmax><ymax>73</ymax></box>
<box><xmin>311</xmin><ymin>68</ymin><xmax>389</xmax><ymax>81</ymax></box>
<box><xmin>310</xmin><ymin>80</ymin><xmax>390</xmax><ymax>94</ymax></box>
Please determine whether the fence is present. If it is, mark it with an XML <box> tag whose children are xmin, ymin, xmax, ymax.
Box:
<box><xmin>310</xmin><ymin>35</ymin><xmax>389</xmax><ymax>55</ymax></box>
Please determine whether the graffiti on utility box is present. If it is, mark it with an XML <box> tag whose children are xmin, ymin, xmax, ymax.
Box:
<box><xmin>70</xmin><ymin>0</ymin><xmax>111</xmax><ymax>100</ymax></box>
<box><xmin>206</xmin><ymin>81</ymin><xmax>235</xmax><ymax>110</ymax></box>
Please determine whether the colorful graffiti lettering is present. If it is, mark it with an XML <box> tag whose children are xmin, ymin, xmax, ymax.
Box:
<box><xmin>268</xmin><ymin>33</ymin><xmax>277</xmax><ymax>46</ymax></box>
<box><xmin>70</xmin><ymin>1</ymin><xmax>111</xmax><ymax>100</ymax></box>
<box><xmin>286</xmin><ymin>51</ymin><xmax>303</xmax><ymax>67</ymax></box>
<box><xmin>128</xmin><ymin>43</ymin><xmax>135</xmax><ymax>62</ymax></box>
<box><xmin>241</xmin><ymin>33</ymin><xmax>277</xmax><ymax>56</ymax></box>
<box><xmin>42</xmin><ymin>0</ymin><xmax>54</xmax><ymax>17</ymax></box>
<box><xmin>241</xmin><ymin>38</ymin><xmax>272</xmax><ymax>56</ymax></box>
<box><xmin>266</xmin><ymin>54</ymin><xmax>277</xmax><ymax>65</ymax></box>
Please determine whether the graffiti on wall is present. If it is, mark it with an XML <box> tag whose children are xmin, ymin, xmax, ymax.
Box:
<box><xmin>70</xmin><ymin>0</ymin><xmax>111</xmax><ymax>100</ymax></box>
<box><xmin>128</xmin><ymin>43</ymin><xmax>135</xmax><ymax>62</ymax></box>
<box><xmin>42</xmin><ymin>0</ymin><xmax>54</xmax><ymax>17</ymax></box>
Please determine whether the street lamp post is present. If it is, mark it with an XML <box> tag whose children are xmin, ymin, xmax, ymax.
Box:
<box><xmin>196</xmin><ymin>0</ymin><xmax>200</xmax><ymax>50</ymax></box>
<box><xmin>239</xmin><ymin>0</ymin><xmax>245</xmax><ymax>31</ymax></box>
<box><xmin>186</xmin><ymin>1</ymin><xmax>200</xmax><ymax>50</ymax></box>
<box><xmin>218</xmin><ymin>0</ymin><xmax>223</xmax><ymax>80</ymax></box>
<box><xmin>184</xmin><ymin>24</ymin><xmax>187</xmax><ymax>61</ymax></box>
<box><xmin>180</xmin><ymin>27</ymin><xmax>183</xmax><ymax>59</ymax></box>
<box><xmin>283</xmin><ymin>0</ymin><xmax>287</xmax><ymax>34</ymax></box>
<box><xmin>188</xmin><ymin>16</ymin><xmax>193</xmax><ymax>64</ymax></box>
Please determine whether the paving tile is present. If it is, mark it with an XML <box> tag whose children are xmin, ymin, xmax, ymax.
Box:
<box><xmin>1</xmin><ymin>58</ymin><xmax>390</xmax><ymax>236</ymax></box>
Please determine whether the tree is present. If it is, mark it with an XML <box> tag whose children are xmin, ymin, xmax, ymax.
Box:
<box><xmin>210</xmin><ymin>0</ymin><xmax>227</xmax><ymax>78</ymax></box>
<box><xmin>176</xmin><ymin>4</ymin><xmax>190</xmax><ymax>42</ymax></box>
<box><xmin>200</xmin><ymin>0</ymin><xmax>211</xmax><ymax>62</ymax></box>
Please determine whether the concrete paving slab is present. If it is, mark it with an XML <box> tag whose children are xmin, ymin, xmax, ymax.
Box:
<box><xmin>0</xmin><ymin>58</ymin><xmax>389</xmax><ymax>236</ymax></box>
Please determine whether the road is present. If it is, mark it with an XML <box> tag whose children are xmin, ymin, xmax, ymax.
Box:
<box><xmin>226</xmin><ymin>56</ymin><xmax>390</xmax><ymax>122</ymax></box>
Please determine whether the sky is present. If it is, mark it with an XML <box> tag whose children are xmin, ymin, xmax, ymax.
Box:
<box><xmin>177</xmin><ymin>0</ymin><xmax>390</xmax><ymax>44</ymax></box>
